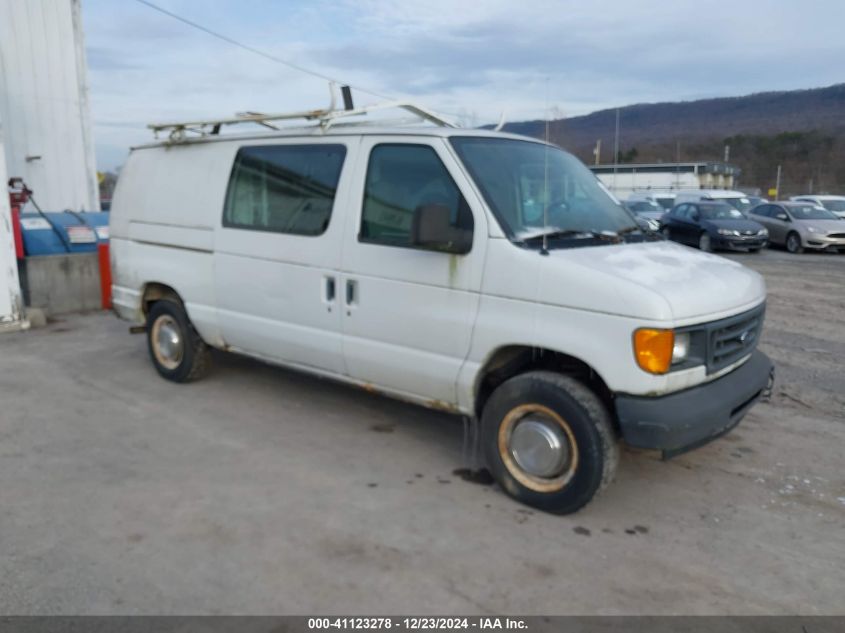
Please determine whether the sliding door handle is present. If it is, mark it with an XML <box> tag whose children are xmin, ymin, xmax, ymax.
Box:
<box><xmin>324</xmin><ymin>276</ymin><xmax>336</xmax><ymax>302</ymax></box>
<box><xmin>346</xmin><ymin>279</ymin><xmax>357</xmax><ymax>305</ymax></box>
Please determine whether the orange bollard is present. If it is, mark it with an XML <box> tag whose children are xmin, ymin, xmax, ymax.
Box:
<box><xmin>97</xmin><ymin>241</ymin><xmax>112</xmax><ymax>310</ymax></box>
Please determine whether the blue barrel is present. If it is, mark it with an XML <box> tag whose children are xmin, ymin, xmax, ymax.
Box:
<box><xmin>19</xmin><ymin>211</ymin><xmax>110</xmax><ymax>256</ymax></box>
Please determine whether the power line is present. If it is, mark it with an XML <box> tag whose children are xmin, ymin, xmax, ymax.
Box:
<box><xmin>132</xmin><ymin>0</ymin><xmax>392</xmax><ymax>101</ymax></box>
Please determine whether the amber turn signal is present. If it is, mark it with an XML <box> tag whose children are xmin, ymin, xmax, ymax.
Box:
<box><xmin>633</xmin><ymin>328</ymin><xmax>675</xmax><ymax>374</ymax></box>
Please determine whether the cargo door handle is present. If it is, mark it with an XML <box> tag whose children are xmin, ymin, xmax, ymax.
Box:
<box><xmin>324</xmin><ymin>276</ymin><xmax>336</xmax><ymax>302</ymax></box>
<box><xmin>346</xmin><ymin>279</ymin><xmax>357</xmax><ymax>306</ymax></box>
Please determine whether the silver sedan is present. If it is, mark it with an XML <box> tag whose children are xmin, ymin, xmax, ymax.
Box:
<box><xmin>749</xmin><ymin>202</ymin><xmax>845</xmax><ymax>253</ymax></box>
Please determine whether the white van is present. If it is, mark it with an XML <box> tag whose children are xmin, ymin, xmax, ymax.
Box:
<box><xmin>627</xmin><ymin>191</ymin><xmax>676</xmax><ymax>211</ymax></box>
<box><xmin>674</xmin><ymin>190</ymin><xmax>753</xmax><ymax>215</ymax></box>
<box><xmin>110</xmin><ymin>105</ymin><xmax>773</xmax><ymax>514</ymax></box>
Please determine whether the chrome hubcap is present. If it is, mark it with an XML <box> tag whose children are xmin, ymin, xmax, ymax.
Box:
<box><xmin>152</xmin><ymin>315</ymin><xmax>183</xmax><ymax>370</ymax></box>
<box><xmin>509</xmin><ymin>415</ymin><xmax>570</xmax><ymax>478</ymax></box>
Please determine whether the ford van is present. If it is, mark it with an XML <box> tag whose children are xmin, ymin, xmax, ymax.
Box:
<box><xmin>110</xmin><ymin>105</ymin><xmax>773</xmax><ymax>514</ymax></box>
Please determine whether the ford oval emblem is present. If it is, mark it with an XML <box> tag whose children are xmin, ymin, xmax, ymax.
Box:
<box><xmin>739</xmin><ymin>330</ymin><xmax>750</xmax><ymax>343</ymax></box>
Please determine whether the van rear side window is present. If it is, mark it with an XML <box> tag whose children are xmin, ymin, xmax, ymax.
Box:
<box><xmin>223</xmin><ymin>144</ymin><xmax>346</xmax><ymax>236</ymax></box>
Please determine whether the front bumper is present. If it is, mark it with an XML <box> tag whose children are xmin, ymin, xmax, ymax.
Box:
<box><xmin>715</xmin><ymin>235</ymin><xmax>768</xmax><ymax>250</ymax></box>
<box><xmin>615</xmin><ymin>350</ymin><xmax>773</xmax><ymax>458</ymax></box>
<box><xmin>805</xmin><ymin>235</ymin><xmax>845</xmax><ymax>251</ymax></box>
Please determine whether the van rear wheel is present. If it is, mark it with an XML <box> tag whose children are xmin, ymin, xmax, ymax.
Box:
<box><xmin>146</xmin><ymin>300</ymin><xmax>211</xmax><ymax>382</ymax></box>
<box><xmin>481</xmin><ymin>371</ymin><xmax>618</xmax><ymax>514</ymax></box>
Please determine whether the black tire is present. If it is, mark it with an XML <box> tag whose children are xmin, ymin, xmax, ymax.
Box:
<box><xmin>698</xmin><ymin>232</ymin><xmax>712</xmax><ymax>252</ymax></box>
<box><xmin>146</xmin><ymin>300</ymin><xmax>211</xmax><ymax>382</ymax></box>
<box><xmin>786</xmin><ymin>232</ymin><xmax>803</xmax><ymax>254</ymax></box>
<box><xmin>661</xmin><ymin>226</ymin><xmax>672</xmax><ymax>240</ymax></box>
<box><xmin>481</xmin><ymin>371</ymin><xmax>619</xmax><ymax>514</ymax></box>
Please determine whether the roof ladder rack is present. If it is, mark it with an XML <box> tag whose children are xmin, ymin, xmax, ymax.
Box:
<box><xmin>148</xmin><ymin>85</ymin><xmax>458</xmax><ymax>142</ymax></box>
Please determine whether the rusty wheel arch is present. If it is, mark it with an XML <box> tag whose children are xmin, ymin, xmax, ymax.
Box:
<box><xmin>474</xmin><ymin>346</ymin><xmax>615</xmax><ymax>426</ymax></box>
<box><xmin>140</xmin><ymin>282</ymin><xmax>184</xmax><ymax>316</ymax></box>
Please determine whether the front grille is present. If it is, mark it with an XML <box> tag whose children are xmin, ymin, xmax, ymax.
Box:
<box><xmin>705</xmin><ymin>303</ymin><xmax>765</xmax><ymax>374</ymax></box>
<box><xmin>827</xmin><ymin>232</ymin><xmax>845</xmax><ymax>238</ymax></box>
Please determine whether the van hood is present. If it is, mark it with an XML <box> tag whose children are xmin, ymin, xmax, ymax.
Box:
<box><xmin>539</xmin><ymin>240</ymin><xmax>765</xmax><ymax>323</ymax></box>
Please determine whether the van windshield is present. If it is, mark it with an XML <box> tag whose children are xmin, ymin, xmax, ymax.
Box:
<box><xmin>450</xmin><ymin>137</ymin><xmax>638</xmax><ymax>246</ymax></box>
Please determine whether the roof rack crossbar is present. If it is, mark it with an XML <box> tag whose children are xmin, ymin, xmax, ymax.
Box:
<box><xmin>148</xmin><ymin>101</ymin><xmax>457</xmax><ymax>142</ymax></box>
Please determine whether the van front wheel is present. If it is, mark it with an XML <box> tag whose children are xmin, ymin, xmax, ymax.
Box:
<box><xmin>146</xmin><ymin>300</ymin><xmax>211</xmax><ymax>382</ymax></box>
<box><xmin>481</xmin><ymin>371</ymin><xmax>618</xmax><ymax>514</ymax></box>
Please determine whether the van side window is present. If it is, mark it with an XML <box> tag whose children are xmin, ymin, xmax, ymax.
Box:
<box><xmin>223</xmin><ymin>144</ymin><xmax>346</xmax><ymax>236</ymax></box>
<box><xmin>360</xmin><ymin>144</ymin><xmax>473</xmax><ymax>249</ymax></box>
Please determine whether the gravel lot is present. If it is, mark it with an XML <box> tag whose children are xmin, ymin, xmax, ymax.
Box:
<box><xmin>1</xmin><ymin>247</ymin><xmax>843</xmax><ymax>615</ymax></box>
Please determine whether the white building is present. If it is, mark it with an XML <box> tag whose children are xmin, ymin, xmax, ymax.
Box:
<box><xmin>0</xmin><ymin>0</ymin><xmax>99</xmax><ymax>212</ymax></box>
<box><xmin>0</xmin><ymin>128</ymin><xmax>25</xmax><ymax>328</ymax></box>
<box><xmin>1</xmin><ymin>0</ymin><xmax>99</xmax><ymax>327</ymax></box>
<box><xmin>590</xmin><ymin>162</ymin><xmax>740</xmax><ymax>200</ymax></box>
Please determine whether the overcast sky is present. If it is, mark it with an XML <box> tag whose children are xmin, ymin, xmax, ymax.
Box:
<box><xmin>83</xmin><ymin>0</ymin><xmax>845</xmax><ymax>171</ymax></box>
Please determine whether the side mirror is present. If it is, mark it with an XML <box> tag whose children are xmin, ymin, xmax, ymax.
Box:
<box><xmin>691</xmin><ymin>212</ymin><xmax>700</xmax><ymax>221</ymax></box>
<box><xmin>776</xmin><ymin>213</ymin><xmax>789</xmax><ymax>221</ymax></box>
<box><xmin>411</xmin><ymin>203</ymin><xmax>472</xmax><ymax>254</ymax></box>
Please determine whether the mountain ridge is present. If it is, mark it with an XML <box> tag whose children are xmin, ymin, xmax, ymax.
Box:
<box><xmin>492</xmin><ymin>84</ymin><xmax>845</xmax><ymax>193</ymax></box>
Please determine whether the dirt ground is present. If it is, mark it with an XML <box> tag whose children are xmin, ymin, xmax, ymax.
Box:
<box><xmin>0</xmin><ymin>247</ymin><xmax>843</xmax><ymax>615</ymax></box>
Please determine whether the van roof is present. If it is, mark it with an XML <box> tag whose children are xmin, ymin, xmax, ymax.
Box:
<box><xmin>130</xmin><ymin>125</ymin><xmax>543</xmax><ymax>152</ymax></box>
<box><xmin>677</xmin><ymin>189</ymin><xmax>746</xmax><ymax>198</ymax></box>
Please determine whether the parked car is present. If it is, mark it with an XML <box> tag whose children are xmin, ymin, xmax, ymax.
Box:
<box><xmin>661</xmin><ymin>201</ymin><xmax>768</xmax><ymax>252</ymax></box>
<box><xmin>789</xmin><ymin>195</ymin><xmax>845</xmax><ymax>219</ymax></box>
<box><xmin>623</xmin><ymin>199</ymin><xmax>664</xmax><ymax>231</ymax></box>
<box><xmin>627</xmin><ymin>192</ymin><xmax>676</xmax><ymax>211</ymax></box>
<box><xmin>110</xmin><ymin>106</ymin><xmax>773</xmax><ymax>514</ymax></box>
<box><xmin>749</xmin><ymin>202</ymin><xmax>845</xmax><ymax>253</ymax></box>
<box><xmin>674</xmin><ymin>190</ymin><xmax>754</xmax><ymax>216</ymax></box>
<box><xmin>633</xmin><ymin>214</ymin><xmax>660</xmax><ymax>232</ymax></box>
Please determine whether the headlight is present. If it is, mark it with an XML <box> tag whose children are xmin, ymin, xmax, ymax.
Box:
<box><xmin>672</xmin><ymin>332</ymin><xmax>690</xmax><ymax>364</ymax></box>
<box><xmin>633</xmin><ymin>329</ymin><xmax>674</xmax><ymax>374</ymax></box>
<box><xmin>717</xmin><ymin>228</ymin><xmax>739</xmax><ymax>236</ymax></box>
<box><xmin>758</xmin><ymin>228</ymin><xmax>768</xmax><ymax>236</ymax></box>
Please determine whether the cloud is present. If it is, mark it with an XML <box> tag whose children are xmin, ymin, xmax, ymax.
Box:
<box><xmin>81</xmin><ymin>0</ymin><xmax>845</xmax><ymax>170</ymax></box>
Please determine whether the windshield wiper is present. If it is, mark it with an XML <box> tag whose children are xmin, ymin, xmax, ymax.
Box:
<box><xmin>520</xmin><ymin>229</ymin><xmax>610</xmax><ymax>243</ymax></box>
<box><xmin>616</xmin><ymin>225</ymin><xmax>642</xmax><ymax>235</ymax></box>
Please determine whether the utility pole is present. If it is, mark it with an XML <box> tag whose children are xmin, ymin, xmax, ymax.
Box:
<box><xmin>612</xmin><ymin>108</ymin><xmax>620</xmax><ymax>192</ymax></box>
<box><xmin>724</xmin><ymin>144</ymin><xmax>730</xmax><ymax>163</ymax></box>
<box><xmin>593</xmin><ymin>139</ymin><xmax>601</xmax><ymax>166</ymax></box>
<box><xmin>675</xmin><ymin>140</ymin><xmax>681</xmax><ymax>189</ymax></box>
<box><xmin>775</xmin><ymin>164</ymin><xmax>782</xmax><ymax>201</ymax></box>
